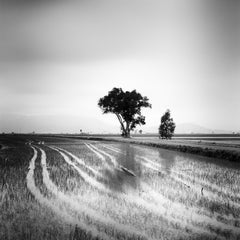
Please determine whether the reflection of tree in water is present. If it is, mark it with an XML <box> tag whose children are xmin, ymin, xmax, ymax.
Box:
<box><xmin>102</xmin><ymin>143</ymin><xmax>141</xmax><ymax>193</ymax></box>
<box><xmin>157</xmin><ymin>149</ymin><xmax>176</xmax><ymax>177</ymax></box>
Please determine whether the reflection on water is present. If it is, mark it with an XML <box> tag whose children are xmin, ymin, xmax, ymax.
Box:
<box><xmin>102</xmin><ymin>143</ymin><xmax>141</xmax><ymax>193</ymax></box>
<box><xmin>132</xmin><ymin>144</ymin><xmax>177</xmax><ymax>178</ymax></box>
<box><xmin>157</xmin><ymin>150</ymin><xmax>176</xmax><ymax>175</ymax></box>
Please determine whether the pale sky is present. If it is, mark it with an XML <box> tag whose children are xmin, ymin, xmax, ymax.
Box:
<box><xmin>0</xmin><ymin>0</ymin><xmax>240</xmax><ymax>133</ymax></box>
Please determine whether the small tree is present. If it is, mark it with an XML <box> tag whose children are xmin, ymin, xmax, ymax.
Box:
<box><xmin>98</xmin><ymin>88</ymin><xmax>151</xmax><ymax>137</ymax></box>
<box><xmin>159</xmin><ymin>109</ymin><xmax>176</xmax><ymax>139</ymax></box>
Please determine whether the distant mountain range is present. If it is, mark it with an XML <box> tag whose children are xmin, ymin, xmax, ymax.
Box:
<box><xmin>143</xmin><ymin>123</ymin><xmax>232</xmax><ymax>134</ymax></box>
<box><xmin>175</xmin><ymin>123</ymin><xmax>231</xmax><ymax>134</ymax></box>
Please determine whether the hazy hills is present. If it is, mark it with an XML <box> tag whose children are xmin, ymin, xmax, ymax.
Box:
<box><xmin>143</xmin><ymin>123</ymin><xmax>232</xmax><ymax>134</ymax></box>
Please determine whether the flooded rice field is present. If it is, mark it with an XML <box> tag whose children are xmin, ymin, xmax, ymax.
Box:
<box><xmin>23</xmin><ymin>139</ymin><xmax>240</xmax><ymax>240</ymax></box>
<box><xmin>1</xmin><ymin>136</ymin><xmax>240</xmax><ymax>240</ymax></box>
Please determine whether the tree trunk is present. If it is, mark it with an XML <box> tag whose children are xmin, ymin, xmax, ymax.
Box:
<box><xmin>122</xmin><ymin>129</ymin><xmax>130</xmax><ymax>138</ymax></box>
<box><xmin>115</xmin><ymin>114</ymin><xmax>131</xmax><ymax>138</ymax></box>
<box><xmin>124</xmin><ymin>131</ymin><xmax>130</xmax><ymax>138</ymax></box>
<box><xmin>124</xmin><ymin>122</ymin><xmax>131</xmax><ymax>138</ymax></box>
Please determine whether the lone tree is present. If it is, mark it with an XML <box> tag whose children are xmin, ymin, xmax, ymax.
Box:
<box><xmin>159</xmin><ymin>109</ymin><xmax>176</xmax><ymax>139</ymax></box>
<box><xmin>98</xmin><ymin>88</ymin><xmax>151</xmax><ymax>137</ymax></box>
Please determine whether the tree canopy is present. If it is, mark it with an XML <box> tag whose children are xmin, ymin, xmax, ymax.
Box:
<box><xmin>159</xmin><ymin>109</ymin><xmax>176</xmax><ymax>139</ymax></box>
<box><xmin>98</xmin><ymin>88</ymin><xmax>151</xmax><ymax>137</ymax></box>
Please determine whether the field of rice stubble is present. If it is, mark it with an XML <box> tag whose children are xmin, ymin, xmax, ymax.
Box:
<box><xmin>1</xmin><ymin>135</ymin><xmax>240</xmax><ymax>240</ymax></box>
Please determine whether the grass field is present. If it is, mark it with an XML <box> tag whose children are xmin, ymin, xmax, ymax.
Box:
<box><xmin>1</xmin><ymin>135</ymin><xmax>240</xmax><ymax>240</ymax></box>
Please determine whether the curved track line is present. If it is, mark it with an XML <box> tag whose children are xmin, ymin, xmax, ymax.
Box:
<box><xmin>101</xmin><ymin>144</ymin><xmax>121</xmax><ymax>153</ymax></box>
<box><xmin>178</xmin><ymin>172</ymin><xmax>240</xmax><ymax>201</ymax></box>
<box><xmin>140</xmin><ymin>156</ymin><xmax>240</xmax><ymax>211</ymax></box>
<box><xmin>101</xmin><ymin>144</ymin><xmax>204</xmax><ymax>190</ymax></box>
<box><xmin>26</xmin><ymin>146</ymin><xmax>110</xmax><ymax>240</ymax></box>
<box><xmin>141</xmin><ymin>155</ymin><xmax>240</xmax><ymax>202</ymax></box>
<box><xmin>47</xmin><ymin>143</ymin><xmax>236</xmax><ymax>238</ymax></box>
<box><xmin>85</xmin><ymin>145</ymin><xmax>226</xmax><ymax>237</ymax></box>
<box><xmin>87</xmin><ymin>143</ymin><xmax>118</xmax><ymax>167</ymax></box>
<box><xmin>84</xmin><ymin>143</ymin><xmax>114</xmax><ymax>172</ymax></box>
<box><xmin>90</xmin><ymin>143</ymin><xmax>137</xmax><ymax>176</ymax></box>
<box><xmin>54</xmin><ymin>146</ymin><xmax>100</xmax><ymax>177</ymax></box>
<box><xmin>103</xmin><ymin>144</ymin><xmax>240</xmax><ymax>221</ymax></box>
<box><xmin>94</xmin><ymin>144</ymin><xmax>240</xmax><ymax>237</ymax></box>
<box><xmin>103</xmin><ymin>144</ymin><xmax>240</xmax><ymax>211</ymax></box>
<box><xmin>134</xmin><ymin>145</ymin><xmax>240</xmax><ymax>199</ymax></box>
<box><xmin>50</xmin><ymin>145</ymin><xmax>198</xmax><ymax>236</ymax></box>
<box><xmin>38</xmin><ymin>146</ymin><xmax>151</xmax><ymax>240</ymax></box>
<box><xmin>142</xmin><ymin>183</ymin><xmax>240</xmax><ymax>236</ymax></box>
<box><xmin>84</xmin><ymin>143</ymin><xmax>105</xmax><ymax>162</ymax></box>
<box><xmin>49</xmin><ymin>146</ymin><xmax>109</xmax><ymax>193</ymax></box>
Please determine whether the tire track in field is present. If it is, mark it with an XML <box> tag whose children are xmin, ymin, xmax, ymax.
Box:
<box><xmin>55</xmin><ymin>146</ymin><xmax>100</xmax><ymax>177</ymax></box>
<box><xmin>49</xmin><ymin>147</ymin><xmax>168</xmax><ymax>239</ymax></box>
<box><xmin>96</xmin><ymin>144</ymin><xmax>240</xmax><ymax>237</ymax></box>
<box><xmin>106</xmin><ymin>144</ymin><xmax>240</xmax><ymax>224</ymax></box>
<box><xmin>38</xmin><ymin>146</ymin><xmax>151</xmax><ymax>240</ymax></box>
<box><xmin>141</xmin><ymin>184</ymin><xmax>240</xmax><ymax>236</ymax></box>
<box><xmin>87</xmin><ymin>143</ymin><xmax>136</xmax><ymax>176</ymax></box>
<box><xmin>102</xmin><ymin>144</ymin><xmax>240</xmax><ymax>211</ymax></box>
<box><xmin>86</xmin><ymin>143</ymin><xmax>118</xmax><ymax>167</ymax></box>
<box><xmin>44</xmin><ymin>143</ymin><xmax>235</xmax><ymax>239</ymax></box>
<box><xmin>50</xmin><ymin>146</ymin><xmax>191</xmax><ymax>239</ymax></box>
<box><xmin>89</xmin><ymin>145</ymin><xmax>232</xmax><ymax>238</ymax></box>
<box><xmin>59</xmin><ymin>144</ymin><xmax>204</xmax><ymax>237</ymax></box>
<box><xmin>26</xmin><ymin>146</ymin><xmax>110</xmax><ymax>240</ymax></box>
<box><xmin>49</xmin><ymin>146</ymin><xmax>110</xmax><ymax>193</ymax></box>
<box><xmin>103</xmin><ymin>145</ymin><xmax>238</xmax><ymax>230</ymax></box>
<box><xmin>84</xmin><ymin>143</ymin><xmax>115</xmax><ymax>172</ymax></box>
<box><xmin>102</xmin><ymin>144</ymin><xmax>205</xmax><ymax>183</ymax></box>
<box><xmin>103</xmin><ymin>144</ymin><xmax>240</xmax><ymax>214</ymax></box>
<box><xmin>179</xmin><ymin>171</ymin><xmax>240</xmax><ymax>201</ymax></box>
<box><xmin>133</xmin><ymin>145</ymin><xmax>240</xmax><ymax>200</ymax></box>
<box><xmin>101</xmin><ymin>144</ymin><xmax>207</xmax><ymax>191</ymax></box>
<box><xmin>140</xmin><ymin>156</ymin><xmax>240</xmax><ymax>214</ymax></box>
<box><xmin>142</xmin><ymin>154</ymin><xmax>240</xmax><ymax>202</ymax></box>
